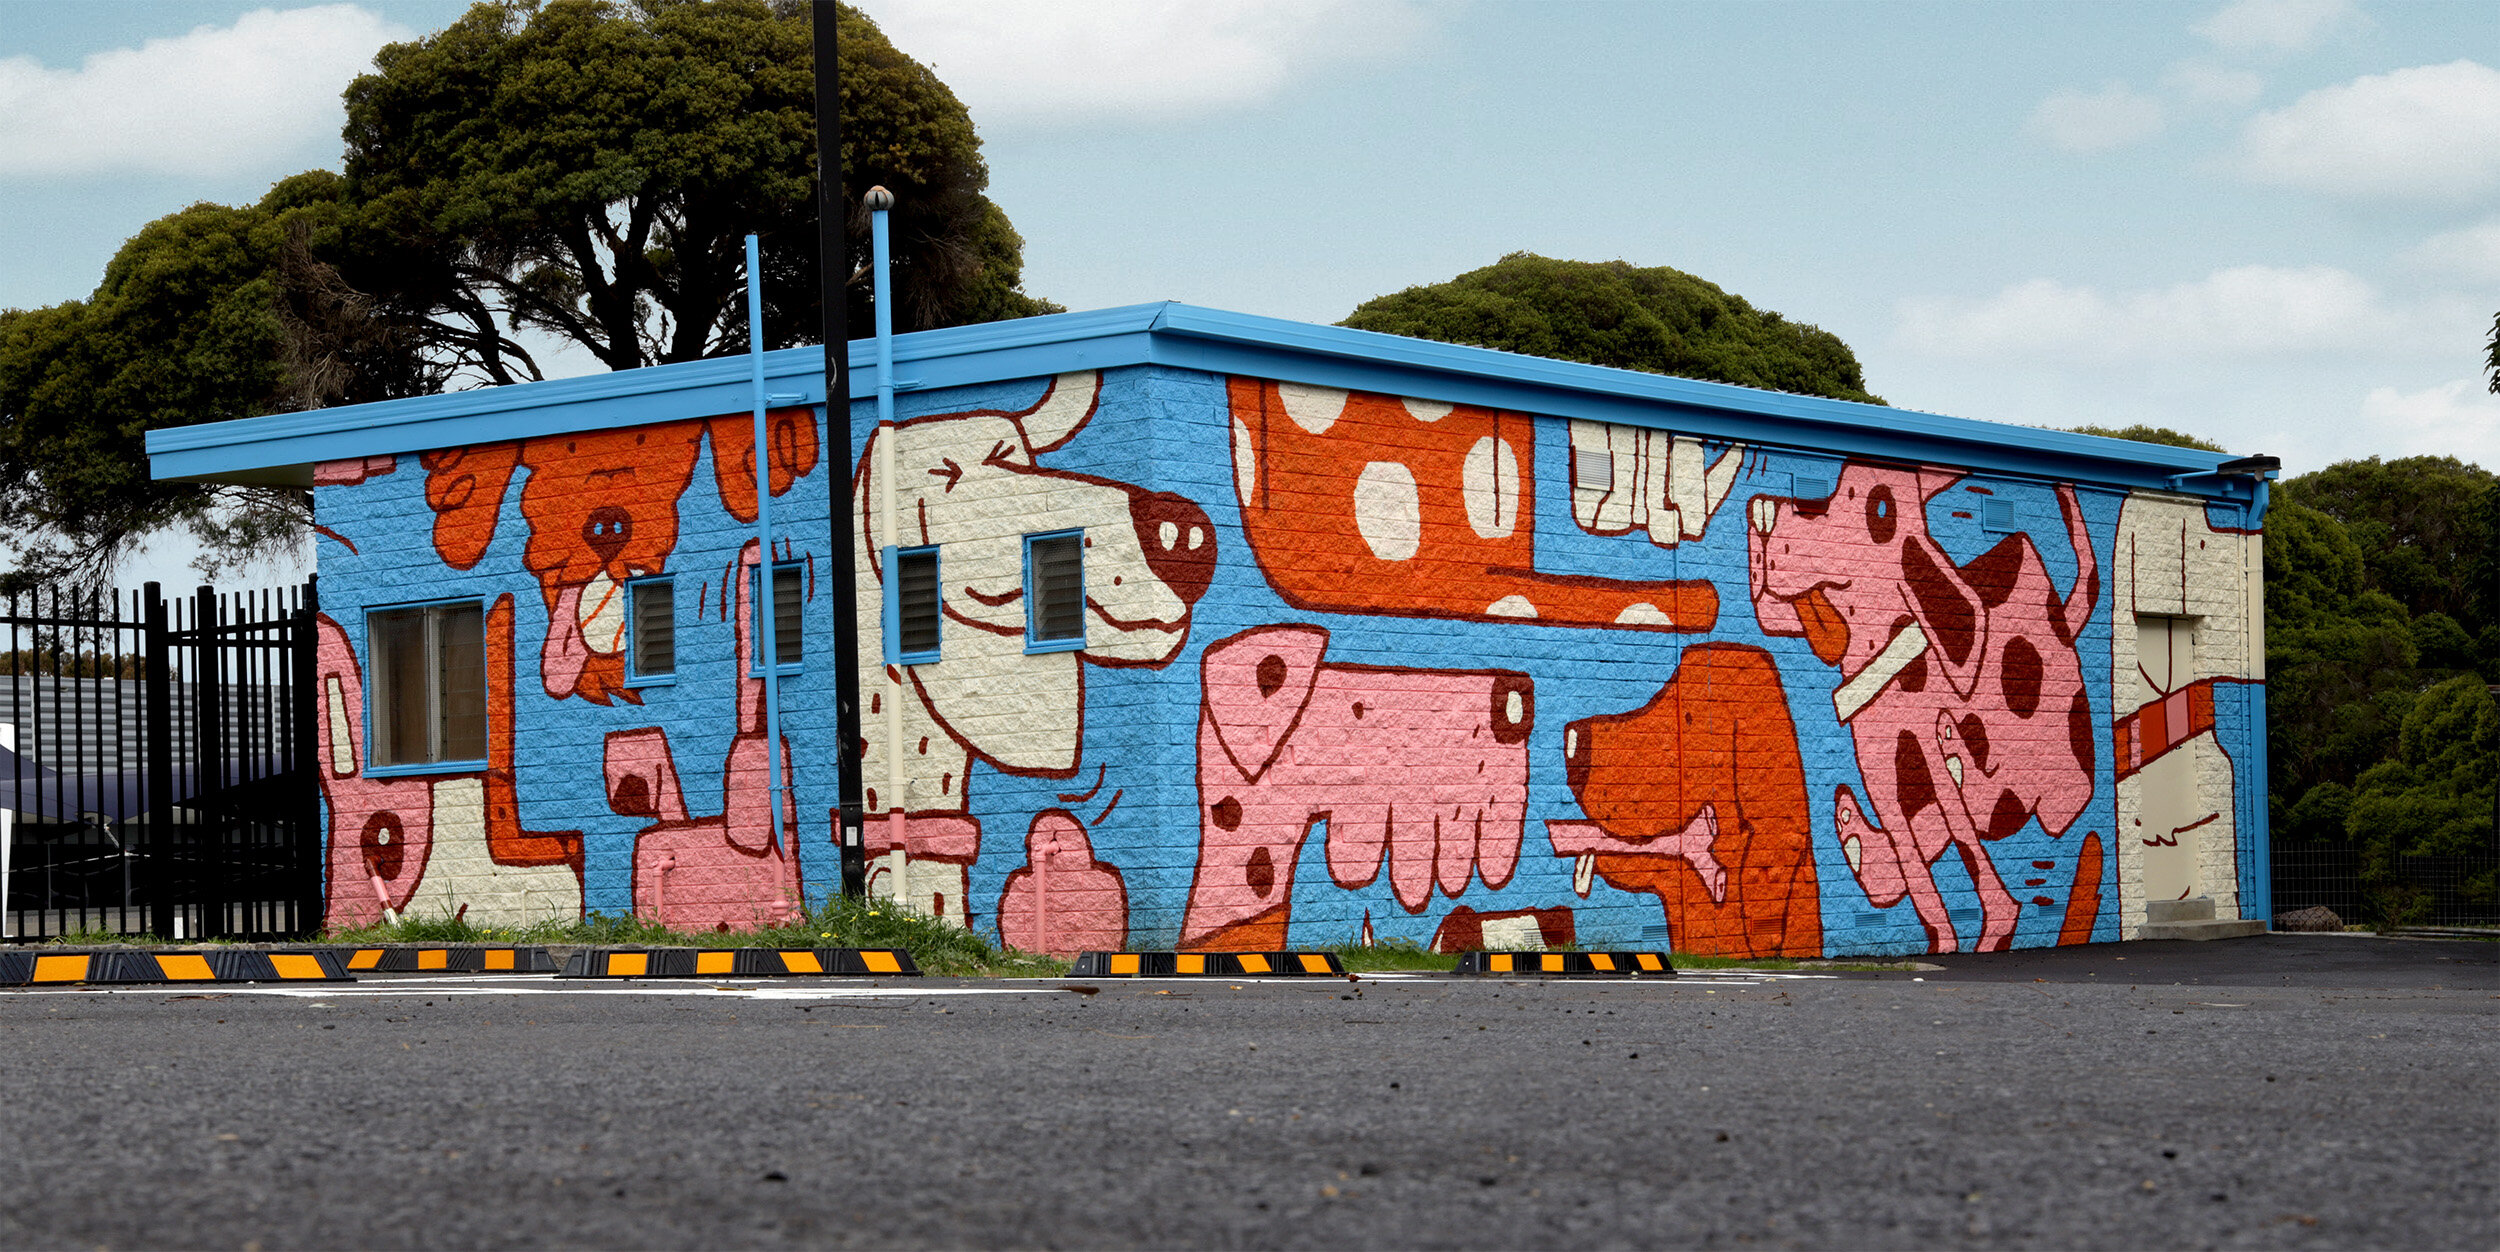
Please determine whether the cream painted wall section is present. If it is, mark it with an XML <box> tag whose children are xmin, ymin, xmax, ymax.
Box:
<box><xmin>393</xmin><ymin>779</ymin><xmax>583</xmax><ymax>926</ymax></box>
<box><xmin>2109</xmin><ymin>493</ymin><xmax>2258</xmax><ymax>937</ymax></box>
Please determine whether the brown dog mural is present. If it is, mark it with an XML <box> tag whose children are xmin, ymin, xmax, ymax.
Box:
<box><xmin>1747</xmin><ymin>464</ymin><xmax>2099</xmax><ymax>951</ymax></box>
<box><xmin>1545</xmin><ymin>644</ymin><xmax>1820</xmax><ymax>958</ymax></box>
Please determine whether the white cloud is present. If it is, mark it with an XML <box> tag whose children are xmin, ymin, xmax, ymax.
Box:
<box><xmin>2028</xmin><ymin>83</ymin><xmax>2166</xmax><ymax>152</ymax></box>
<box><xmin>852</xmin><ymin>0</ymin><xmax>1429</xmax><ymax>122</ymax></box>
<box><xmin>1896</xmin><ymin>265</ymin><xmax>2410</xmax><ymax>362</ymax></box>
<box><xmin>2239</xmin><ymin>60</ymin><xmax>2500</xmax><ymax>202</ymax></box>
<box><xmin>2164</xmin><ymin>61</ymin><xmax>2264</xmax><ymax>109</ymax></box>
<box><xmin>2194</xmin><ymin>0</ymin><xmax>2357</xmax><ymax>56</ymax></box>
<box><xmin>2358</xmin><ymin>379</ymin><xmax>2500</xmax><ymax>466</ymax></box>
<box><xmin>2407</xmin><ymin>219</ymin><xmax>2500</xmax><ymax>284</ymax></box>
<box><xmin>0</xmin><ymin>6</ymin><xmax>406</xmax><ymax>179</ymax></box>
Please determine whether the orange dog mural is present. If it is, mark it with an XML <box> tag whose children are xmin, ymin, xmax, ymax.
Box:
<box><xmin>1228</xmin><ymin>380</ymin><xmax>1721</xmax><ymax>632</ymax></box>
<box><xmin>422</xmin><ymin>409</ymin><xmax>819</xmax><ymax>705</ymax></box>
<box><xmin>1544</xmin><ymin>644</ymin><xmax>1821</xmax><ymax>958</ymax></box>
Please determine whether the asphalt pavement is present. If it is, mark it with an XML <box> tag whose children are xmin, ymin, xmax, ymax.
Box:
<box><xmin>0</xmin><ymin>934</ymin><xmax>2489</xmax><ymax>1250</ymax></box>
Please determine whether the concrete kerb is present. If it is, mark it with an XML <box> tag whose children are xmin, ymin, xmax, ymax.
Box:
<box><xmin>0</xmin><ymin>949</ymin><xmax>351</xmax><ymax>985</ymax></box>
<box><xmin>1069</xmin><ymin>952</ymin><xmax>1348</xmax><ymax>978</ymax></box>
<box><xmin>1450</xmin><ymin>951</ymin><xmax>1677</xmax><ymax>978</ymax></box>
<box><xmin>556</xmin><ymin>948</ymin><xmax>920</xmax><ymax>978</ymax></box>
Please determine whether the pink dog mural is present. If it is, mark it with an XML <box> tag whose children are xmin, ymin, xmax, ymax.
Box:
<box><xmin>1183</xmin><ymin>624</ymin><xmax>1534</xmax><ymax>950</ymax></box>
<box><xmin>1747</xmin><ymin>465</ymin><xmax>2099</xmax><ymax>952</ymax></box>
<box><xmin>994</xmin><ymin>811</ymin><xmax>1131</xmax><ymax>958</ymax></box>
<box><xmin>314</xmin><ymin>595</ymin><xmax>585</xmax><ymax>926</ymax></box>
<box><xmin>599</xmin><ymin>541</ymin><xmax>803</xmax><ymax>931</ymax></box>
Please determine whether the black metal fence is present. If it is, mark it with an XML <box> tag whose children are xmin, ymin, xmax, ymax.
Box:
<box><xmin>2272</xmin><ymin>844</ymin><xmax>2500</xmax><ymax>930</ymax></box>
<box><xmin>1</xmin><ymin>580</ymin><xmax>318</xmax><ymax>941</ymax></box>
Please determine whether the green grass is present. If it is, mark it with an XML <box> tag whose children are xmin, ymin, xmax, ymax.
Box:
<box><xmin>1326</xmin><ymin>939</ymin><xmax>1457</xmax><ymax>973</ymax></box>
<box><xmin>321</xmin><ymin>894</ymin><xmax>1069</xmax><ymax>977</ymax></box>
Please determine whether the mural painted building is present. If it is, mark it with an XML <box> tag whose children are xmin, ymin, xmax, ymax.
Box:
<box><xmin>148</xmin><ymin>303</ymin><xmax>2276</xmax><ymax>958</ymax></box>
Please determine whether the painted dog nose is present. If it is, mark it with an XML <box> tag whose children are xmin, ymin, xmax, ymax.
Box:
<box><xmin>584</xmin><ymin>505</ymin><xmax>632</xmax><ymax>564</ymax></box>
<box><xmin>1128</xmin><ymin>490</ymin><xmax>1217</xmax><ymax>606</ymax></box>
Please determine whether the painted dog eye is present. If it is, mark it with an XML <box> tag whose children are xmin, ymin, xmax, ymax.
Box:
<box><xmin>1866</xmin><ymin>484</ymin><xmax>1898</xmax><ymax>545</ymax></box>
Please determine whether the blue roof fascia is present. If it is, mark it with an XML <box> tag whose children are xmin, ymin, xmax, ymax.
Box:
<box><xmin>147</xmin><ymin>346</ymin><xmax>833</xmax><ymax>485</ymax></box>
<box><xmin>841</xmin><ymin>302</ymin><xmax>2242</xmax><ymax>500</ymax></box>
<box><xmin>1133</xmin><ymin>306</ymin><xmax>2240</xmax><ymax>498</ymax></box>
<box><xmin>154</xmin><ymin>299</ymin><xmax>2245</xmax><ymax>504</ymax></box>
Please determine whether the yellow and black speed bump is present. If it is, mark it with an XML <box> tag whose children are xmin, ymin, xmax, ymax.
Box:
<box><xmin>0</xmin><ymin>949</ymin><xmax>352</xmax><ymax>985</ymax></box>
<box><xmin>1451</xmin><ymin>951</ymin><xmax>1676</xmax><ymax>977</ymax></box>
<box><xmin>320</xmin><ymin>946</ymin><xmax>560</xmax><ymax>974</ymax></box>
<box><xmin>556</xmin><ymin>948</ymin><xmax>919</xmax><ymax>978</ymax></box>
<box><xmin>1069</xmin><ymin>951</ymin><xmax>1347</xmax><ymax>978</ymax></box>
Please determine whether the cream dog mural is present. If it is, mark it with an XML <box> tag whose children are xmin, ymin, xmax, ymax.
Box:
<box><xmin>851</xmin><ymin>371</ymin><xmax>1216</xmax><ymax>928</ymax></box>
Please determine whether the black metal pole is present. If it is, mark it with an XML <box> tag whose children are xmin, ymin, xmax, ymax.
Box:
<box><xmin>814</xmin><ymin>1</ymin><xmax>866</xmax><ymax>898</ymax></box>
<box><xmin>293</xmin><ymin>578</ymin><xmax>320</xmax><ymax>937</ymax></box>
<box><xmin>194</xmin><ymin>585</ymin><xmax>224</xmax><ymax>938</ymax></box>
<box><xmin>144</xmin><ymin>586</ymin><xmax>174</xmax><ymax>938</ymax></box>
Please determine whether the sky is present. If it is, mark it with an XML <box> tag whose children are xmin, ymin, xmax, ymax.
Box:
<box><xmin>1</xmin><ymin>0</ymin><xmax>2496</xmax><ymax>593</ymax></box>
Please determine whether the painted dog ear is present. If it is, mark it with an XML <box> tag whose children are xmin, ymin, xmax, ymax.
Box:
<box><xmin>1013</xmin><ymin>371</ymin><xmax>1102</xmax><ymax>454</ymax></box>
<box><xmin>1199</xmin><ymin>625</ymin><xmax>1328</xmax><ymax>784</ymax></box>
<box><xmin>422</xmin><ymin>445</ymin><xmax>522</xmax><ymax>571</ymax></box>
<box><xmin>709</xmin><ymin>415</ymin><xmax>808</xmax><ymax>524</ymax></box>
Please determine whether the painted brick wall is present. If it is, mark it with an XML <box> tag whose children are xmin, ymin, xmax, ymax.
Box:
<box><xmin>301</xmin><ymin>356</ymin><xmax>2264</xmax><ymax>959</ymax></box>
<box><xmin>309</xmin><ymin>405</ymin><xmax>836</xmax><ymax>931</ymax></box>
<box><xmin>852</xmin><ymin>366</ymin><xmax>2266</xmax><ymax>958</ymax></box>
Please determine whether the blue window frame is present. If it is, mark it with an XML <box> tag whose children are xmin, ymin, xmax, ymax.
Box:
<box><xmin>626</xmin><ymin>576</ymin><xmax>676</xmax><ymax>687</ymax></box>
<box><xmin>750</xmin><ymin>563</ymin><xmax>804</xmax><ymax>674</ymax></box>
<box><xmin>884</xmin><ymin>545</ymin><xmax>942</xmax><ymax>665</ymax></box>
<box><xmin>363</xmin><ymin>598</ymin><xmax>488</xmax><ymax>775</ymax></box>
<box><xmin>1024</xmin><ymin>530</ymin><xmax>1085</xmax><ymax>654</ymax></box>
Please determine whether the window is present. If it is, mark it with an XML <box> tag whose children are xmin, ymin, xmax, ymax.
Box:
<box><xmin>629</xmin><ymin>578</ymin><xmax>675</xmax><ymax>683</ymax></box>
<box><xmin>885</xmin><ymin>546</ymin><xmax>941</xmax><ymax>665</ymax></box>
<box><xmin>1573</xmin><ymin>448</ymin><xmax>1613</xmax><ymax>491</ymax></box>
<box><xmin>1025</xmin><ymin>531</ymin><xmax>1085</xmax><ymax>652</ymax></box>
<box><xmin>752</xmin><ymin>563</ymin><xmax>803</xmax><ymax>671</ymax></box>
<box><xmin>367</xmin><ymin>601</ymin><xmax>486</xmax><ymax>769</ymax></box>
<box><xmin>1981</xmin><ymin>499</ymin><xmax>2017</xmax><ymax>533</ymax></box>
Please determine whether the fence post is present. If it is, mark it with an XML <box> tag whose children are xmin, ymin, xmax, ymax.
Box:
<box><xmin>143</xmin><ymin>584</ymin><xmax>176</xmax><ymax>940</ymax></box>
<box><xmin>293</xmin><ymin>577</ymin><xmax>320</xmax><ymax>937</ymax></box>
<box><xmin>193</xmin><ymin>585</ymin><xmax>224</xmax><ymax>939</ymax></box>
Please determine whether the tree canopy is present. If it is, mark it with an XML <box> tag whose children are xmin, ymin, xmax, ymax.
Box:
<box><xmin>0</xmin><ymin>0</ymin><xmax>1053</xmax><ymax>586</ymax></box>
<box><xmin>1340</xmin><ymin>253</ymin><xmax>1884</xmax><ymax>405</ymax></box>
<box><xmin>2266</xmin><ymin>457</ymin><xmax>2497</xmax><ymax>919</ymax></box>
<box><xmin>2064</xmin><ymin>424</ymin><xmax>2226</xmax><ymax>452</ymax></box>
